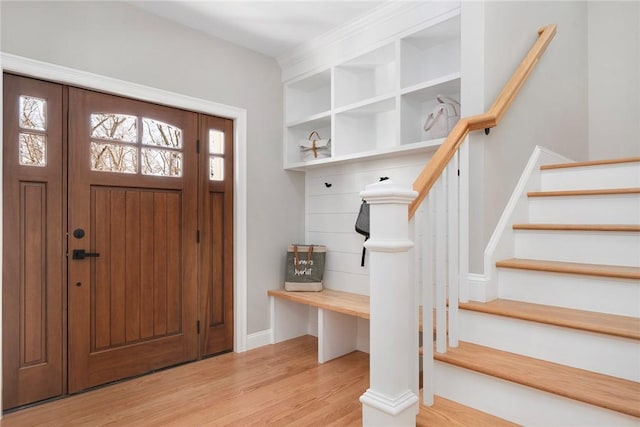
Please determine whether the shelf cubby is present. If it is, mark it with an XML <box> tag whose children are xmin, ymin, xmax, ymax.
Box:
<box><xmin>334</xmin><ymin>97</ymin><xmax>396</xmax><ymax>156</ymax></box>
<box><xmin>400</xmin><ymin>76</ymin><xmax>461</xmax><ymax>145</ymax></box>
<box><xmin>400</xmin><ymin>14</ymin><xmax>460</xmax><ymax>89</ymax></box>
<box><xmin>334</xmin><ymin>43</ymin><xmax>396</xmax><ymax>109</ymax></box>
<box><xmin>285</xmin><ymin>69</ymin><xmax>331</xmax><ymax>124</ymax></box>
<box><xmin>285</xmin><ymin>115</ymin><xmax>332</xmax><ymax>165</ymax></box>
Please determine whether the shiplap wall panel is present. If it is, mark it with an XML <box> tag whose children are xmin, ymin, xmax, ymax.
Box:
<box><xmin>306</xmin><ymin>152</ymin><xmax>432</xmax><ymax>297</ymax></box>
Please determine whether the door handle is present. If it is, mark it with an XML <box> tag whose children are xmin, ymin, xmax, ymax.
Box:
<box><xmin>72</xmin><ymin>249</ymin><xmax>100</xmax><ymax>260</ymax></box>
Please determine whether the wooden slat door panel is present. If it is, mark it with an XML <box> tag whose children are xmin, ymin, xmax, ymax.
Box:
<box><xmin>199</xmin><ymin>115</ymin><xmax>234</xmax><ymax>356</ymax></box>
<box><xmin>2</xmin><ymin>74</ymin><xmax>65</xmax><ymax>409</ymax></box>
<box><xmin>67</xmin><ymin>88</ymin><xmax>198</xmax><ymax>392</ymax></box>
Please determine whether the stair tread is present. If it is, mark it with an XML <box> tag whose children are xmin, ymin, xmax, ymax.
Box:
<box><xmin>496</xmin><ymin>258</ymin><xmax>640</xmax><ymax>280</ymax></box>
<box><xmin>528</xmin><ymin>187</ymin><xmax>640</xmax><ymax>197</ymax></box>
<box><xmin>434</xmin><ymin>341</ymin><xmax>640</xmax><ymax>418</ymax></box>
<box><xmin>417</xmin><ymin>394</ymin><xmax>520</xmax><ymax>426</ymax></box>
<box><xmin>460</xmin><ymin>299</ymin><xmax>640</xmax><ymax>340</ymax></box>
<box><xmin>541</xmin><ymin>156</ymin><xmax>640</xmax><ymax>170</ymax></box>
<box><xmin>512</xmin><ymin>223</ymin><xmax>640</xmax><ymax>232</ymax></box>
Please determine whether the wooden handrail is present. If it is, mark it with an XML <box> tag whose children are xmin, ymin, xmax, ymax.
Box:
<box><xmin>408</xmin><ymin>24</ymin><xmax>557</xmax><ymax>219</ymax></box>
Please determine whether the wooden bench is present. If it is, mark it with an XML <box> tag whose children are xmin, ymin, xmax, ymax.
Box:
<box><xmin>268</xmin><ymin>289</ymin><xmax>369</xmax><ymax>363</ymax></box>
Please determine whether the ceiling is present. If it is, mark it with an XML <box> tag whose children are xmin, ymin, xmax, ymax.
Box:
<box><xmin>127</xmin><ymin>1</ymin><xmax>387</xmax><ymax>59</ymax></box>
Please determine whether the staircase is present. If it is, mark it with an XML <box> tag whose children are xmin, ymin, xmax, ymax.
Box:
<box><xmin>431</xmin><ymin>157</ymin><xmax>640</xmax><ymax>426</ymax></box>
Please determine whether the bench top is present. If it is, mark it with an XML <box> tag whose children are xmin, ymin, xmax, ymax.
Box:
<box><xmin>268</xmin><ymin>288</ymin><xmax>370</xmax><ymax>319</ymax></box>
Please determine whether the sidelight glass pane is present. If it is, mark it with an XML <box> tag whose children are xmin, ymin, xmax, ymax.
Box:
<box><xmin>209</xmin><ymin>156</ymin><xmax>224</xmax><ymax>181</ymax></box>
<box><xmin>142</xmin><ymin>118</ymin><xmax>182</xmax><ymax>148</ymax></box>
<box><xmin>209</xmin><ymin>129</ymin><xmax>224</xmax><ymax>155</ymax></box>
<box><xmin>91</xmin><ymin>113</ymin><xmax>137</xmax><ymax>143</ymax></box>
<box><xmin>90</xmin><ymin>142</ymin><xmax>137</xmax><ymax>173</ymax></box>
<box><xmin>141</xmin><ymin>148</ymin><xmax>182</xmax><ymax>177</ymax></box>
<box><xmin>19</xmin><ymin>96</ymin><xmax>46</xmax><ymax>131</ymax></box>
<box><xmin>19</xmin><ymin>133</ymin><xmax>46</xmax><ymax>166</ymax></box>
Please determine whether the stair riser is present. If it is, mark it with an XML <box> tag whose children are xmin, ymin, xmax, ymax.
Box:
<box><xmin>497</xmin><ymin>268</ymin><xmax>640</xmax><ymax>317</ymax></box>
<box><xmin>513</xmin><ymin>230</ymin><xmax>640</xmax><ymax>267</ymax></box>
<box><xmin>540</xmin><ymin>163</ymin><xmax>640</xmax><ymax>191</ymax></box>
<box><xmin>458</xmin><ymin>310</ymin><xmax>640</xmax><ymax>382</ymax></box>
<box><xmin>434</xmin><ymin>361</ymin><xmax>640</xmax><ymax>426</ymax></box>
<box><xmin>528</xmin><ymin>194</ymin><xmax>640</xmax><ymax>224</ymax></box>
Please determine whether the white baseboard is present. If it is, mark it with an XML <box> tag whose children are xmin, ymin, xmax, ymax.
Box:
<box><xmin>246</xmin><ymin>329</ymin><xmax>273</xmax><ymax>351</ymax></box>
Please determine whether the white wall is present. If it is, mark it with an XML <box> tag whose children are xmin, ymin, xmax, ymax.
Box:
<box><xmin>305</xmin><ymin>153</ymin><xmax>431</xmax><ymax>296</ymax></box>
<box><xmin>588</xmin><ymin>1</ymin><xmax>640</xmax><ymax>159</ymax></box>
<box><xmin>475</xmin><ymin>1</ymin><xmax>589</xmax><ymax>272</ymax></box>
<box><xmin>0</xmin><ymin>1</ymin><xmax>305</xmax><ymax>336</ymax></box>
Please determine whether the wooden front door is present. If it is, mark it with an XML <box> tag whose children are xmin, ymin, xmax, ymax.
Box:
<box><xmin>66</xmin><ymin>88</ymin><xmax>199</xmax><ymax>392</ymax></box>
<box><xmin>3</xmin><ymin>75</ymin><xmax>234</xmax><ymax>408</ymax></box>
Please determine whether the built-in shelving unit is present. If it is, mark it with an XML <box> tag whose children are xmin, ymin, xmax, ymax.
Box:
<box><xmin>283</xmin><ymin>10</ymin><xmax>461</xmax><ymax>170</ymax></box>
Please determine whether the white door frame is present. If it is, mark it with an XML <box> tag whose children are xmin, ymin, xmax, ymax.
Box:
<box><xmin>0</xmin><ymin>53</ymin><xmax>249</xmax><ymax>413</ymax></box>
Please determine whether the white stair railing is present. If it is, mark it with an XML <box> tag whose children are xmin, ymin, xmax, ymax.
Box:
<box><xmin>418</xmin><ymin>151</ymin><xmax>466</xmax><ymax>406</ymax></box>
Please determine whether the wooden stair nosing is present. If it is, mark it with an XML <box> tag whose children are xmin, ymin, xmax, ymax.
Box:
<box><xmin>496</xmin><ymin>258</ymin><xmax>640</xmax><ymax>280</ymax></box>
<box><xmin>459</xmin><ymin>299</ymin><xmax>640</xmax><ymax>341</ymax></box>
<box><xmin>540</xmin><ymin>156</ymin><xmax>640</xmax><ymax>170</ymax></box>
<box><xmin>512</xmin><ymin>224</ymin><xmax>640</xmax><ymax>232</ymax></box>
<box><xmin>434</xmin><ymin>341</ymin><xmax>640</xmax><ymax>418</ymax></box>
<box><xmin>417</xmin><ymin>393</ymin><xmax>520</xmax><ymax>427</ymax></box>
<box><xmin>528</xmin><ymin>187</ymin><xmax>640</xmax><ymax>197</ymax></box>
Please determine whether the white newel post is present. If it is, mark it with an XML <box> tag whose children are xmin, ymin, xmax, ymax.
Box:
<box><xmin>360</xmin><ymin>180</ymin><xmax>419</xmax><ymax>426</ymax></box>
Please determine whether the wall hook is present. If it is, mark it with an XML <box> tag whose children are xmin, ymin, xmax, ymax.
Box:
<box><xmin>379</xmin><ymin>176</ymin><xmax>389</xmax><ymax>181</ymax></box>
<box><xmin>324</xmin><ymin>182</ymin><xmax>332</xmax><ymax>188</ymax></box>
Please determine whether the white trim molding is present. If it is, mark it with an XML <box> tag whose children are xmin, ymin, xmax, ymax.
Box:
<box><xmin>473</xmin><ymin>145</ymin><xmax>573</xmax><ymax>301</ymax></box>
<box><xmin>0</xmin><ymin>53</ymin><xmax>249</xmax><ymax>379</ymax></box>
<box><xmin>278</xmin><ymin>1</ymin><xmax>461</xmax><ymax>82</ymax></box>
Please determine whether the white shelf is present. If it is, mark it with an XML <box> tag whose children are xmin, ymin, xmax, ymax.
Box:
<box><xmin>334</xmin><ymin>93</ymin><xmax>396</xmax><ymax>115</ymax></box>
<box><xmin>285</xmin><ymin>138</ymin><xmax>444</xmax><ymax>171</ymax></box>
<box><xmin>286</xmin><ymin>110</ymin><xmax>331</xmax><ymax>128</ymax></box>
<box><xmin>282</xmin><ymin>8</ymin><xmax>461</xmax><ymax>169</ymax></box>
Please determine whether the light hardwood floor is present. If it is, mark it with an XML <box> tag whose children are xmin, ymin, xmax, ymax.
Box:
<box><xmin>1</xmin><ymin>336</ymin><xmax>516</xmax><ymax>426</ymax></box>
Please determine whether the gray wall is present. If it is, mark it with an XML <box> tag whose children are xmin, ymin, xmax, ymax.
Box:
<box><xmin>0</xmin><ymin>1</ymin><xmax>305</xmax><ymax>335</ymax></box>
<box><xmin>588</xmin><ymin>1</ymin><xmax>640</xmax><ymax>159</ymax></box>
<box><xmin>470</xmin><ymin>1</ymin><xmax>589</xmax><ymax>272</ymax></box>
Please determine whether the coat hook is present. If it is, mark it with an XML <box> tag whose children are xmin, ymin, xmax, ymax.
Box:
<box><xmin>324</xmin><ymin>182</ymin><xmax>332</xmax><ymax>188</ymax></box>
<box><xmin>379</xmin><ymin>176</ymin><xmax>389</xmax><ymax>181</ymax></box>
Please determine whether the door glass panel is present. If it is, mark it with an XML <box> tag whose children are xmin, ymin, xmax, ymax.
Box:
<box><xmin>209</xmin><ymin>129</ymin><xmax>224</xmax><ymax>155</ymax></box>
<box><xmin>91</xmin><ymin>113</ymin><xmax>137</xmax><ymax>143</ymax></box>
<box><xmin>141</xmin><ymin>148</ymin><xmax>182</xmax><ymax>177</ymax></box>
<box><xmin>19</xmin><ymin>133</ymin><xmax>46</xmax><ymax>167</ymax></box>
<box><xmin>90</xmin><ymin>142</ymin><xmax>137</xmax><ymax>173</ymax></box>
<box><xmin>209</xmin><ymin>156</ymin><xmax>224</xmax><ymax>181</ymax></box>
<box><xmin>142</xmin><ymin>118</ymin><xmax>182</xmax><ymax>148</ymax></box>
<box><xmin>19</xmin><ymin>96</ymin><xmax>46</xmax><ymax>130</ymax></box>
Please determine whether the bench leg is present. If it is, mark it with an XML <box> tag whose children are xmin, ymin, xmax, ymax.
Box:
<box><xmin>271</xmin><ymin>297</ymin><xmax>309</xmax><ymax>343</ymax></box>
<box><xmin>318</xmin><ymin>308</ymin><xmax>358</xmax><ymax>363</ymax></box>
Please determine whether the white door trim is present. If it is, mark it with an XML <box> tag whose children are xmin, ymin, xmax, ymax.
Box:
<box><xmin>0</xmin><ymin>53</ymin><xmax>249</xmax><ymax>410</ymax></box>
